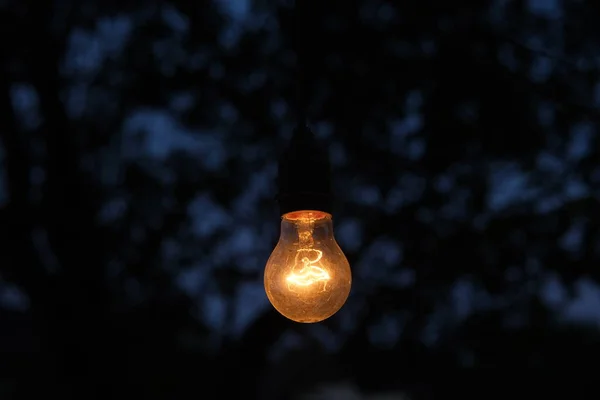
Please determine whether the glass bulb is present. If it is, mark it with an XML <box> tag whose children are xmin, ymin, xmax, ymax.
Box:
<box><xmin>264</xmin><ymin>210</ymin><xmax>352</xmax><ymax>323</ymax></box>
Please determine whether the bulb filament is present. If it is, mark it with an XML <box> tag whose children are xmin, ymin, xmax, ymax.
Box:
<box><xmin>286</xmin><ymin>249</ymin><xmax>330</xmax><ymax>289</ymax></box>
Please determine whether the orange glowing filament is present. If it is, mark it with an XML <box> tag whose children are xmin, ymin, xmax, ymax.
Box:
<box><xmin>286</xmin><ymin>249</ymin><xmax>330</xmax><ymax>288</ymax></box>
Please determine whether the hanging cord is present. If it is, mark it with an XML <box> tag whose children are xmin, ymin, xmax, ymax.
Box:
<box><xmin>295</xmin><ymin>0</ymin><xmax>308</xmax><ymax>127</ymax></box>
<box><xmin>277</xmin><ymin>0</ymin><xmax>332</xmax><ymax>216</ymax></box>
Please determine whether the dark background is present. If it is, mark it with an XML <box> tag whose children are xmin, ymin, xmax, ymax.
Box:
<box><xmin>1</xmin><ymin>0</ymin><xmax>600</xmax><ymax>399</ymax></box>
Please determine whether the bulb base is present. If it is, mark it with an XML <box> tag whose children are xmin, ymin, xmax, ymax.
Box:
<box><xmin>277</xmin><ymin>192</ymin><xmax>332</xmax><ymax>216</ymax></box>
<box><xmin>277</xmin><ymin>124</ymin><xmax>332</xmax><ymax>216</ymax></box>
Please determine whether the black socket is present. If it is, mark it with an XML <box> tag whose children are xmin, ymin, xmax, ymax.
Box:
<box><xmin>277</xmin><ymin>124</ymin><xmax>332</xmax><ymax>216</ymax></box>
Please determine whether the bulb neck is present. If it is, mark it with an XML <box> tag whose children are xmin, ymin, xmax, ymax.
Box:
<box><xmin>277</xmin><ymin>124</ymin><xmax>332</xmax><ymax>216</ymax></box>
<box><xmin>280</xmin><ymin>211</ymin><xmax>333</xmax><ymax>244</ymax></box>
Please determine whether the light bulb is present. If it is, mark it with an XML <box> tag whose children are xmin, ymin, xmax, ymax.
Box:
<box><xmin>264</xmin><ymin>210</ymin><xmax>351</xmax><ymax>323</ymax></box>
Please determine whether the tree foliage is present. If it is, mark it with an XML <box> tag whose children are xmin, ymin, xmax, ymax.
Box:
<box><xmin>0</xmin><ymin>0</ymin><xmax>599</xmax><ymax>398</ymax></box>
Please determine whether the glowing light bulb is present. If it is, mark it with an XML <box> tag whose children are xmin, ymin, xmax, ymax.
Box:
<box><xmin>264</xmin><ymin>210</ymin><xmax>351</xmax><ymax>323</ymax></box>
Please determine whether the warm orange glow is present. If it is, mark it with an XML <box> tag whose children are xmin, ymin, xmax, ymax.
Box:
<box><xmin>264</xmin><ymin>210</ymin><xmax>351</xmax><ymax>323</ymax></box>
<box><xmin>285</xmin><ymin>249</ymin><xmax>331</xmax><ymax>288</ymax></box>
<box><xmin>285</xmin><ymin>210</ymin><xmax>329</xmax><ymax>221</ymax></box>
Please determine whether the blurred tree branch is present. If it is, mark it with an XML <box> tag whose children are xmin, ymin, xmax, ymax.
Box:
<box><xmin>0</xmin><ymin>66</ymin><xmax>47</xmax><ymax>300</ymax></box>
